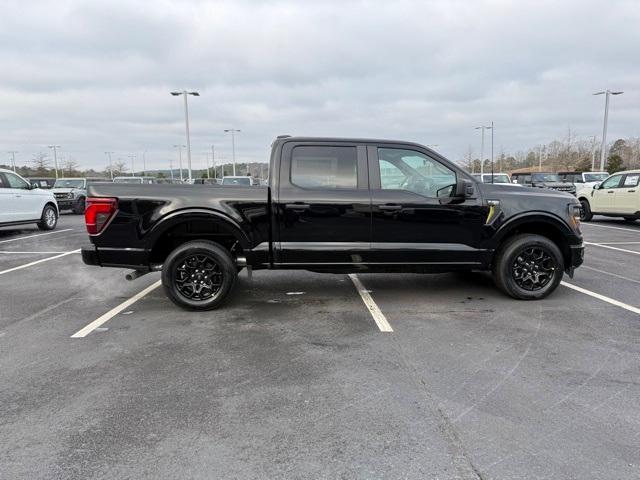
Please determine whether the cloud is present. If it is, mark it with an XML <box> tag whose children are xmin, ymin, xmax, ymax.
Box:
<box><xmin>0</xmin><ymin>0</ymin><xmax>639</xmax><ymax>170</ymax></box>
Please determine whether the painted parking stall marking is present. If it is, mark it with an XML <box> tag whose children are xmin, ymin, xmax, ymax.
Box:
<box><xmin>71</xmin><ymin>280</ymin><xmax>162</xmax><ymax>338</ymax></box>
<box><xmin>349</xmin><ymin>274</ymin><xmax>393</xmax><ymax>333</ymax></box>
<box><xmin>0</xmin><ymin>249</ymin><xmax>81</xmax><ymax>276</ymax></box>
<box><xmin>0</xmin><ymin>228</ymin><xmax>73</xmax><ymax>244</ymax></box>
<box><xmin>585</xmin><ymin>241</ymin><xmax>640</xmax><ymax>256</ymax></box>
<box><xmin>561</xmin><ymin>281</ymin><xmax>640</xmax><ymax>316</ymax></box>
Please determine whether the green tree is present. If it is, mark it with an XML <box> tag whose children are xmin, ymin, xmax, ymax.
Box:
<box><xmin>606</xmin><ymin>154</ymin><xmax>624</xmax><ymax>174</ymax></box>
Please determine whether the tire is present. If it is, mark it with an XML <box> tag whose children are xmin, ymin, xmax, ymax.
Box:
<box><xmin>161</xmin><ymin>240</ymin><xmax>237</xmax><ymax>311</ymax></box>
<box><xmin>37</xmin><ymin>204</ymin><xmax>58</xmax><ymax>231</ymax></box>
<box><xmin>72</xmin><ymin>197</ymin><xmax>86</xmax><ymax>214</ymax></box>
<box><xmin>623</xmin><ymin>217</ymin><xmax>638</xmax><ymax>223</ymax></box>
<box><xmin>493</xmin><ymin>234</ymin><xmax>564</xmax><ymax>300</ymax></box>
<box><xmin>579</xmin><ymin>199</ymin><xmax>593</xmax><ymax>221</ymax></box>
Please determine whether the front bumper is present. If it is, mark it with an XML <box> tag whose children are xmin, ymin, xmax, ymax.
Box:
<box><xmin>56</xmin><ymin>199</ymin><xmax>75</xmax><ymax>209</ymax></box>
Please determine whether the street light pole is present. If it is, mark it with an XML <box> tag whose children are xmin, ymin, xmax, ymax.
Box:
<box><xmin>173</xmin><ymin>144</ymin><xmax>185</xmax><ymax>181</ymax></box>
<box><xmin>142</xmin><ymin>150</ymin><xmax>147</xmax><ymax>176</ymax></box>
<box><xmin>593</xmin><ymin>90</ymin><xmax>623</xmax><ymax>171</ymax></box>
<box><xmin>224</xmin><ymin>129</ymin><xmax>241</xmax><ymax>175</ymax></box>
<box><xmin>48</xmin><ymin>145</ymin><xmax>61</xmax><ymax>179</ymax></box>
<box><xmin>128</xmin><ymin>154</ymin><xmax>136</xmax><ymax>176</ymax></box>
<box><xmin>171</xmin><ymin>90</ymin><xmax>200</xmax><ymax>183</ymax></box>
<box><xmin>211</xmin><ymin>145</ymin><xmax>216</xmax><ymax>179</ymax></box>
<box><xmin>490</xmin><ymin>121</ymin><xmax>494</xmax><ymax>182</ymax></box>
<box><xmin>474</xmin><ymin>126</ymin><xmax>492</xmax><ymax>177</ymax></box>
<box><xmin>7</xmin><ymin>151</ymin><xmax>17</xmax><ymax>172</ymax></box>
<box><xmin>104</xmin><ymin>151</ymin><xmax>114</xmax><ymax>180</ymax></box>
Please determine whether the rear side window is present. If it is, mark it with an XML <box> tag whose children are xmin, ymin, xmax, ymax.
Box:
<box><xmin>623</xmin><ymin>174</ymin><xmax>639</xmax><ymax>187</ymax></box>
<box><xmin>291</xmin><ymin>146</ymin><xmax>357</xmax><ymax>189</ymax></box>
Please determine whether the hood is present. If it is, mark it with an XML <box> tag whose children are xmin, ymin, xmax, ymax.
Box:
<box><xmin>478</xmin><ymin>182</ymin><xmax>576</xmax><ymax>199</ymax></box>
<box><xmin>52</xmin><ymin>187</ymin><xmax>78</xmax><ymax>194</ymax></box>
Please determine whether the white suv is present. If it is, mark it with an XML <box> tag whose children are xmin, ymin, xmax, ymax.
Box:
<box><xmin>0</xmin><ymin>168</ymin><xmax>59</xmax><ymax>230</ymax></box>
<box><xmin>577</xmin><ymin>169</ymin><xmax>640</xmax><ymax>222</ymax></box>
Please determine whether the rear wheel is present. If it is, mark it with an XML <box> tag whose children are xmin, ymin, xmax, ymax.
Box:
<box><xmin>493</xmin><ymin>234</ymin><xmax>564</xmax><ymax>300</ymax></box>
<box><xmin>579</xmin><ymin>199</ymin><xmax>593</xmax><ymax>221</ymax></box>
<box><xmin>37</xmin><ymin>204</ymin><xmax>58</xmax><ymax>231</ymax></box>
<box><xmin>161</xmin><ymin>240</ymin><xmax>237</xmax><ymax>311</ymax></box>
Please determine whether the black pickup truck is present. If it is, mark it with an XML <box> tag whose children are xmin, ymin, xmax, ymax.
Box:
<box><xmin>82</xmin><ymin>136</ymin><xmax>584</xmax><ymax>310</ymax></box>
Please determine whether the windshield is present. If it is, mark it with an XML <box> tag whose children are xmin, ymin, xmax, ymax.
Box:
<box><xmin>53</xmin><ymin>179</ymin><xmax>84</xmax><ymax>188</ymax></box>
<box><xmin>532</xmin><ymin>173</ymin><xmax>561</xmax><ymax>182</ymax></box>
<box><xmin>114</xmin><ymin>178</ymin><xmax>142</xmax><ymax>184</ymax></box>
<box><xmin>583</xmin><ymin>172</ymin><xmax>609</xmax><ymax>182</ymax></box>
<box><xmin>222</xmin><ymin>177</ymin><xmax>251</xmax><ymax>185</ymax></box>
<box><xmin>483</xmin><ymin>174</ymin><xmax>511</xmax><ymax>184</ymax></box>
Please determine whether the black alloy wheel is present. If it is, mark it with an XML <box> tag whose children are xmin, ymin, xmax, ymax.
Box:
<box><xmin>162</xmin><ymin>240</ymin><xmax>237</xmax><ymax>310</ymax></box>
<box><xmin>511</xmin><ymin>247</ymin><xmax>556</xmax><ymax>291</ymax></box>
<box><xmin>493</xmin><ymin>234</ymin><xmax>564</xmax><ymax>300</ymax></box>
<box><xmin>175</xmin><ymin>254</ymin><xmax>223</xmax><ymax>301</ymax></box>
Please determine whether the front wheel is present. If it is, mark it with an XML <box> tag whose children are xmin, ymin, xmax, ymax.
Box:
<box><xmin>72</xmin><ymin>197</ymin><xmax>86</xmax><ymax>214</ymax></box>
<box><xmin>493</xmin><ymin>234</ymin><xmax>564</xmax><ymax>300</ymax></box>
<box><xmin>579</xmin><ymin>199</ymin><xmax>593</xmax><ymax>221</ymax></box>
<box><xmin>161</xmin><ymin>240</ymin><xmax>237</xmax><ymax>310</ymax></box>
<box><xmin>37</xmin><ymin>204</ymin><xmax>58</xmax><ymax>231</ymax></box>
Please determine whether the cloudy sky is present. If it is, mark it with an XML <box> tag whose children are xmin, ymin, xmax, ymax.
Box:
<box><xmin>1</xmin><ymin>0</ymin><xmax>639</xmax><ymax>171</ymax></box>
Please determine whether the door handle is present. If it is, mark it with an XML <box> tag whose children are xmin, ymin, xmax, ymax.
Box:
<box><xmin>285</xmin><ymin>203</ymin><xmax>310</xmax><ymax>211</ymax></box>
<box><xmin>607</xmin><ymin>190</ymin><xmax>615</xmax><ymax>193</ymax></box>
<box><xmin>379</xmin><ymin>204</ymin><xmax>402</xmax><ymax>211</ymax></box>
<box><xmin>14</xmin><ymin>194</ymin><xmax>22</xmax><ymax>198</ymax></box>
<box><xmin>628</xmin><ymin>190</ymin><xmax>636</xmax><ymax>193</ymax></box>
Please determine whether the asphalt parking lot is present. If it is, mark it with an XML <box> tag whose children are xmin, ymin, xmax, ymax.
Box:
<box><xmin>1</xmin><ymin>214</ymin><xmax>639</xmax><ymax>480</ymax></box>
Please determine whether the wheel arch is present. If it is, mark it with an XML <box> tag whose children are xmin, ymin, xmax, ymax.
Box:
<box><xmin>493</xmin><ymin>213</ymin><xmax>575</xmax><ymax>269</ymax></box>
<box><xmin>147</xmin><ymin>209</ymin><xmax>251</xmax><ymax>264</ymax></box>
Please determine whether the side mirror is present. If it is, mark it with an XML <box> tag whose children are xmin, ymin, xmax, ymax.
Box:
<box><xmin>32</xmin><ymin>183</ymin><xmax>40</xmax><ymax>189</ymax></box>
<box><xmin>593</xmin><ymin>183</ymin><xmax>600</xmax><ymax>189</ymax></box>
<box><xmin>512</xmin><ymin>180</ymin><xmax>518</xmax><ymax>184</ymax></box>
<box><xmin>456</xmin><ymin>178</ymin><xmax>474</xmax><ymax>198</ymax></box>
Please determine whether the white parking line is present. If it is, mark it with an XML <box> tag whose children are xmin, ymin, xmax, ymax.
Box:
<box><xmin>0</xmin><ymin>249</ymin><xmax>81</xmax><ymax>276</ymax></box>
<box><xmin>561</xmin><ymin>281</ymin><xmax>640</xmax><ymax>316</ymax></box>
<box><xmin>0</xmin><ymin>251</ymin><xmax>69</xmax><ymax>254</ymax></box>
<box><xmin>582</xmin><ymin>265</ymin><xmax>640</xmax><ymax>285</ymax></box>
<box><xmin>581</xmin><ymin>223</ymin><xmax>640</xmax><ymax>233</ymax></box>
<box><xmin>348</xmin><ymin>274</ymin><xmax>393</xmax><ymax>332</ymax></box>
<box><xmin>596</xmin><ymin>241</ymin><xmax>640</xmax><ymax>245</ymax></box>
<box><xmin>70</xmin><ymin>280</ymin><xmax>162</xmax><ymax>338</ymax></box>
<box><xmin>0</xmin><ymin>228</ymin><xmax>73</xmax><ymax>244</ymax></box>
<box><xmin>585</xmin><ymin>242</ymin><xmax>640</xmax><ymax>256</ymax></box>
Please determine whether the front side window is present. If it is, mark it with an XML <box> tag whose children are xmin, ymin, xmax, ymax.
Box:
<box><xmin>601</xmin><ymin>175</ymin><xmax>622</xmax><ymax>189</ymax></box>
<box><xmin>584</xmin><ymin>172</ymin><xmax>609</xmax><ymax>183</ymax></box>
<box><xmin>5</xmin><ymin>172</ymin><xmax>30</xmax><ymax>189</ymax></box>
<box><xmin>378</xmin><ymin>148</ymin><xmax>456</xmax><ymax>198</ymax></box>
<box><xmin>291</xmin><ymin>146</ymin><xmax>357</xmax><ymax>189</ymax></box>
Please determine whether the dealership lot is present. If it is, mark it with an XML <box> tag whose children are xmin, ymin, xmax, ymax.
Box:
<box><xmin>1</xmin><ymin>215</ymin><xmax>639</xmax><ymax>479</ymax></box>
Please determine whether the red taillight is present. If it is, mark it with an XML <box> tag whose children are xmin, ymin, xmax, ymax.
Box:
<box><xmin>85</xmin><ymin>197</ymin><xmax>118</xmax><ymax>235</ymax></box>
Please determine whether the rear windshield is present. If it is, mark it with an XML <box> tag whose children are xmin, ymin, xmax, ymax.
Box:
<box><xmin>222</xmin><ymin>177</ymin><xmax>251</xmax><ymax>185</ymax></box>
<box><xmin>532</xmin><ymin>173</ymin><xmax>561</xmax><ymax>182</ymax></box>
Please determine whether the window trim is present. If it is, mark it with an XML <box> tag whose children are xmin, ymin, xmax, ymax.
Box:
<box><xmin>621</xmin><ymin>173</ymin><xmax>640</xmax><ymax>188</ymax></box>
<box><xmin>369</xmin><ymin>146</ymin><xmax>457</xmax><ymax>199</ymax></box>
<box><xmin>288</xmin><ymin>144</ymin><xmax>361</xmax><ymax>191</ymax></box>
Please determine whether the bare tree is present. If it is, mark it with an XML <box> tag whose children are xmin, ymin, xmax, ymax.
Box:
<box><xmin>31</xmin><ymin>152</ymin><xmax>51</xmax><ymax>175</ymax></box>
<box><xmin>112</xmin><ymin>160</ymin><xmax>128</xmax><ymax>177</ymax></box>
<box><xmin>62</xmin><ymin>158</ymin><xmax>80</xmax><ymax>176</ymax></box>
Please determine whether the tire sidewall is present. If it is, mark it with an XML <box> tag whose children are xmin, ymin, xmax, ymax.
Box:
<box><xmin>162</xmin><ymin>241</ymin><xmax>237</xmax><ymax>310</ymax></box>
<box><xmin>73</xmin><ymin>197</ymin><xmax>86</xmax><ymax>214</ymax></box>
<box><xmin>579</xmin><ymin>199</ymin><xmax>592</xmax><ymax>221</ymax></box>
<box><xmin>496</xmin><ymin>235</ymin><xmax>564</xmax><ymax>300</ymax></box>
<box><xmin>39</xmin><ymin>205</ymin><xmax>58</xmax><ymax>230</ymax></box>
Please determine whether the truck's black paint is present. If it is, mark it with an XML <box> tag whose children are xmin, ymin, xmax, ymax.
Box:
<box><xmin>82</xmin><ymin>137</ymin><xmax>584</xmax><ymax>277</ymax></box>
